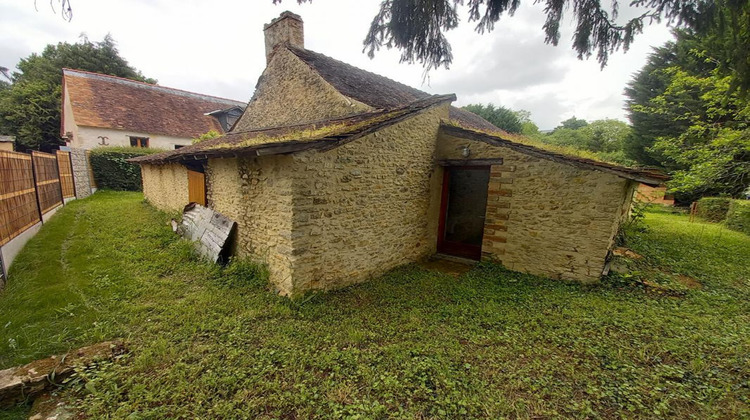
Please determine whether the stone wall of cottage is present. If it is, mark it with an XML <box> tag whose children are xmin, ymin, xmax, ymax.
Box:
<box><xmin>284</xmin><ymin>105</ymin><xmax>448</xmax><ymax>293</ymax></box>
<box><xmin>140</xmin><ymin>163</ymin><xmax>189</xmax><ymax>213</ymax></box>
<box><xmin>205</xmin><ymin>156</ymin><xmax>296</xmax><ymax>295</ymax></box>
<box><xmin>436</xmin><ymin>132</ymin><xmax>635</xmax><ymax>282</ymax></box>
<box><xmin>233</xmin><ymin>49</ymin><xmax>371</xmax><ymax>132</ymax></box>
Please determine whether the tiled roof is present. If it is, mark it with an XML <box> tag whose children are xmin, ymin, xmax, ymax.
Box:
<box><xmin>288</xmin><ymin>46</ymin><xmax>503</xmax><ymax>134</ymax></box>
<box><xmin>62</xmin><ymin>69</ymin><xmax>246</xmax><ymax>138</ymax></box>
<box><xmin>130</xmin><ymin>94</ymin><xmax>455</xmax><ymax>164</ymax></box>
<box><xmin>0</xmin><ymin>135</ymin><xmax>14</xmax><ymax>143</ymax></box>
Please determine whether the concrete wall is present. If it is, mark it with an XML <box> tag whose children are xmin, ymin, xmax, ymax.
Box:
<box><xmin>0</xmin><ymin>222</ymin><xmax>42</xmax><ymax>285</ymax></box>
<box><xmin>141</xmin><ymin>163</ymin><xmax>189</xmax><ymax>213</ymax></box>
<box><xmin>205</xmin><ymin>156</ymin><xmax>295</xmax><ymax>294</ymax></box>
<box><xmin>437</xmin><ymin>132</ymin><xmax>635</xmax><ymax>282</ymax></box>
<box><xmin>233</xmin><ymin>48</ymin><xmax>371</xmax><ymax>132</ymax></box>
<box><xmin>69</xmin><ymin>127</ymin><xmax>192</xmax><ymax>151</ymax></box>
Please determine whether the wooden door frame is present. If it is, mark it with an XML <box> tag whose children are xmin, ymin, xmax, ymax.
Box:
<box><xmin>437</xmin><ymin>165</ymin><xmax>490</xmax><ymax>260</ymax></box>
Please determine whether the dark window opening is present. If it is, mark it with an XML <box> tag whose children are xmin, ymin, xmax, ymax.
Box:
<box><xmin>175</xmin><ymin>145</ymin><xmax>185</xmax><ymax>149</ymax></box>
<box><xmin>130</xmin><ymin>136</ymin><xmax>149</xmax><ymax>148</ymax></box>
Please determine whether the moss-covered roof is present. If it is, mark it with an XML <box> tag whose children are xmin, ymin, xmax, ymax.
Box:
<box><xmin>439</xmin><ymin>123</ymin><xmax>669</xmax><ymax>185</ymax></box>
<box><xmin>130</xmin><ymin>94</ymin><xmax>455</xmax><ymax>164</ymax></box>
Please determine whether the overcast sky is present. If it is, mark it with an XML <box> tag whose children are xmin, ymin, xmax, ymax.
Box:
<box><xmin>0</xmin><ymin>0</ymin><xmax>675</xmax><ymax>129</ymax></box>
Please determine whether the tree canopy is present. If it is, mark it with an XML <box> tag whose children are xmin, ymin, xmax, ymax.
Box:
<box><xmin>0</xmin><ymin>35</ymin><xmax>153</xmax><ymax>151</ymax></box>
<box><xmin>624</xmin><ymin>9</ymin><xmax>750</xmax><ymax>201</ymax></box>
<box><xmin>461</xmin><ymin>103</ymin><xmax>524</xmax><ymax>133</ymax></box>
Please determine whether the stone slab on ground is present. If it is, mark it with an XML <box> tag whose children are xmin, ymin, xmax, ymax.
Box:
<box><xmin>419</xmin><ymin>256</ymin><xmax>475</xmax><ymax>277</ymax></box>
<box><xmin>0</xmin><ymin>340</ymin><xmax>126</xmax><ymax>408</ymax></box>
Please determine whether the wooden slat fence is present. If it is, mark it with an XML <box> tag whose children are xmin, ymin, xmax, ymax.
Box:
<box><xmin>0</xmin><ymin>151</ymin><xmax>42</xmax><ymax>246</ymax></box>
<box><xmin>31</xmin><ymin>151</ymin><xmax>64</xmax><ymax>215</ymax></box>
<box><xmin>56</xmin><ymin>150</ymin><xmax>75</xmax><ymax>198</ymax></box>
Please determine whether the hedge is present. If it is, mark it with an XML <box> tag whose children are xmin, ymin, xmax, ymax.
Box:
<box><xmin>89</xmin><ymin>147</ymin><xmax>163</xmax><ymax>191</ymax></box>
<box><xmin>726</xmin><ymin>200</ymin><xmax>750</xmax><ymax>235</ymax></box>
<box><xmin>696</xmin><ymin>197</ymin><xmax>732</xmax><ymax>222</ymax></box>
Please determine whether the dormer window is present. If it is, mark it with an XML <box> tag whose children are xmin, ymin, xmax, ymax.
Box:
<box><xmin>206</xmin><ymin>106</ymin><xmax>244</xmax><ymax>132</ymax></box>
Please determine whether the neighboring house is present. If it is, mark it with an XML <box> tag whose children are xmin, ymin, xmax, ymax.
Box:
<box><xmin>636</xmin><ymin>183</ymin><xmax>674</xmax><ymax>206</ymax></box>
<box><xmin>0</xmin><ymin>135</ymin><xmax>14</xmax><ymax>151</ymax></box>
<box><xmin>131</xmin><ymin>12</ymin><xmax>667</xmax><ymax>296</ymax></box>
<box><xmin>61</xmin><ymin>69</ymin><xmax>246</xmax><ymax>150</ymax></box>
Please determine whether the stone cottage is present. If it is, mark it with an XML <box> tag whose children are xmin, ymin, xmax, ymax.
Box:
<box><xmin>61</xmin><ymin>69</ymin><xmax>245</xmax><ymax>150</ymax></box>
<box><xmin>131</xmin><ymin>12</ymin><xmax>667</xmax><ymax>296</ymax></box>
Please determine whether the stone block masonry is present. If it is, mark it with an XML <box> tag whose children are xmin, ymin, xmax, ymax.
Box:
<box><xmin>69</xmin><ymin>148</ymin><xmax>93</xmax><ymax>199</ymax></box>
<box><xmin>437</xmin><ymin>133</ymin><xmax>635</xmax><ymax>283</ymax></box>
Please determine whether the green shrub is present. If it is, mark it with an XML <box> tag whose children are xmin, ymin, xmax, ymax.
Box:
<box><xmin>89</xmin><ymin>147</ymin><xmax>163</xmax><ymax>191</ymax></box>
<box><xmin>726</xmin><ymin>200</ymin><xmax>750</xmax><ymax>235</ymax></box>
<box><xmin>696</xmin><ymin>197</ymin><xmax>731</xmax><ymax>222</ymax></box>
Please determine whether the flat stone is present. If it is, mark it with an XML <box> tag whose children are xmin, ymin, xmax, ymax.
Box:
<box><xmin>0</xmin><ymin>341</ymin><xmax>126</xmax><ymax>409</ymax></box>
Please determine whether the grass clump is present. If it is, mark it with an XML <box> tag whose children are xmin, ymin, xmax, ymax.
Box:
<box><xmin>0</xmin><ymin>192</ymin><xmax>748</xmax><ymax>419</ymax></box>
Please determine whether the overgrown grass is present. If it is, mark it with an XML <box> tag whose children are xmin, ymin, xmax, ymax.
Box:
<box><xmin>1</xmin><ymin>194</ymin><xmax>748</xmax><ymax>418</ymax></box>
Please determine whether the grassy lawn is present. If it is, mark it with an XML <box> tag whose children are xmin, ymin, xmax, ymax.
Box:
<box><xmin>0</xmin><ymin>191</ymin><xmax>748</xmax><ymax>418</ymax></box>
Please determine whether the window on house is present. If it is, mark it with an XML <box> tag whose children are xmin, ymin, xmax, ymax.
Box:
<box><xmin>129</xmin><ymin>136</ymin><xmax>149</xmax><ymax>148</ymax></box>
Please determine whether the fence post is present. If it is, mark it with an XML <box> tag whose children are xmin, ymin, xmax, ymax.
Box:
<box><xmin>29</xmin><ymin>152</ymin><xmax>45</xmax><ymax>224</ymax></box>
<box><xmin>54</xmin><ymin>155</ymin><xmax>64</xmax><ymax>206</ymax></box>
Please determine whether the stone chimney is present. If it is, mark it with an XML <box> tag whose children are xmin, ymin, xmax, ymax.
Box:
<box><xmin>264</xmin><ymin>11</ymin><xmax>304</xmax><ymax>64</ymax></box>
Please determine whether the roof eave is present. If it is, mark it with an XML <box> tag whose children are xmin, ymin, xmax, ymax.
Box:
<box><xmin>131</xmin><ymin>94</ymin><xmax>456</xmax><ymax>165</ymax></box>
<box><xmin>439</xmin><ymin>123</ymin><xmax>669</xmax><ymax>186</ymax></box>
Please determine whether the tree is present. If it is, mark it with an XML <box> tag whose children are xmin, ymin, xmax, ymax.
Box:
<box><xmin>623</xmin><ymin>4</ymin><xmax>750</xmax><ymax>200</ymax></box>
<box><xmin>540</xmin><ymin>119</ymin><xmax>634</xmax><ymax>165</ymax></box>
<box><xmin>557</xmin><ymin>117</ymin><xmax>588</xmax><ymax>130</ymax></box>
<box><xmin>462</xmin><ymin>103</ymin><xmax>523</xmax><ymax>133</ymax></box>
<box><xmin>280</xmin><ymin>0</ymin><xmax>748</xmax><ymax>90</ymax></box>
<box><xmin>0</xmin><ymin>35</ymin><xmax>154</xmax><ymax>151</ymax></box>
<box><xmin>633</xmin><ymin>68</ymin><xmax>750</xmax><ymax>200</ymax></box>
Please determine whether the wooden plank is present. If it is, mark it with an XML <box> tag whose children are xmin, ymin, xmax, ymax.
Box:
<box><xmin>0</xmin><ymin>188</ymin><xmax>36</xmax><ymax>201</ymax></box>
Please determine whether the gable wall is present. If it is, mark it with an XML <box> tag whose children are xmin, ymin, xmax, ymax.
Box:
<box><xmin>61</xmin><ymin>87</ymin><xmax>79</xmax><ymax>144</ymax></box>
<box><xmin>233</xmin><ymin>48</ymin><xmax>371</xmax><ymax>132</ymax></box>
<box><xmin>206</xmin><ymin>156</ymin><xmax>295</xmax><ymax>294</ymax></box>
<box><xmin>437</xmin><ymin>133</ymin><xmax>636</xmax><ymax>282</ymax></box>
<box><xmin>141</xmin><ymin>163</ymin><xmax>189</xmax><ymax>213</ymax></box>
<box><xmin>284</xmin><ymin>105</ymin><xmax>448</xmax><ymax>293</ymax></box>
<box><xmin>72</xmin><ymin>127</ymin><xmax>192</xmax><ymax>150</ymax></box>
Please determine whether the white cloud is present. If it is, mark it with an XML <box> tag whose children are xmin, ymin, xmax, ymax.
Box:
<box><xmin>0</xmin><ymin>0</ymin><xmax>675</xmax><ymax>129</ymax></box>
